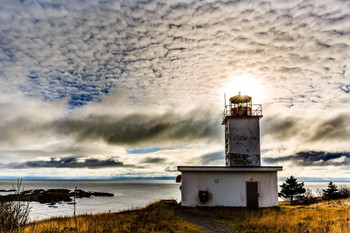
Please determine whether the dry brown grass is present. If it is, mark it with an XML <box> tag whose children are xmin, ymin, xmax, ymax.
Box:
<box><xmin>23</xmin><ymin>200</ymin><xmax>202</xmax><ymax>233</ymax></box>
<box><xmin>23</xmin><ymin>198</ymin><xmax>350</xmax><ymax>233</ymax></box>
<box><xmin>183</xmin><ymin>198</ymin><xmax>350</xmax><ymax>233</ymax></box>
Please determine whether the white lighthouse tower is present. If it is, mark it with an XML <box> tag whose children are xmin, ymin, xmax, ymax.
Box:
<box><xmin>223</xmin><ymin>92</ymin><xmax>262</xmax><ymax>166</ymax></box>
<box><xmin>177</xmin><ymin>93</ymin><xmax>282</xmax><ymax>208</ymax></box>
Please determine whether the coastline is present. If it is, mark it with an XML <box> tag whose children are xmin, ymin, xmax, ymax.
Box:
<box><xmin>1</xmin><ymin>180</ymin><xmax>350</xmax><ymax>221</ymax></box>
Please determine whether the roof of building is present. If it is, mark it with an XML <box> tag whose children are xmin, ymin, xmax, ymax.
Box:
<box><xmin>229</xmin><ymin>94</ymin><xmax>252</xmax><ymax>104</ymax></box>
<box><xmin>177</xmin><ymin>166</ymin><xmax>283</xmax><ymax>172</ymax></box>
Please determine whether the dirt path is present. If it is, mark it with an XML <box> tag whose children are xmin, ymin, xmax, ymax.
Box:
<box><xmin>175</xmin><ymin>209</ymin><xmax>238</xmax><ymax>233</ymax></box>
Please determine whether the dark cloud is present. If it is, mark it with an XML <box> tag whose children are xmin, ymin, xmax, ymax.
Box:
<box><xmin>264</xmin><ymin>151</ymin><xmax>350</xmax><ymax>166</ymax></box>
<box><xmin>307</xmin><ymin>114</ymin><xmax>350</xmax><ymax>142</ymax></box>
<box><xmin>141</xmin><ymin>157</ymin><xmax>167</xmax><ymax>164</ymax></box>
<box><xmin>262</xmin><ymin>116</ymin><xmax>301</xmax><ymax>140</ymax></box>
<box><xmin>0</xmin><ymin>143</ymin><xmax>120</xmax><ymax>162</ymax></box>
<box><xmin>48</xmin><ymin>110</ymin><xmax>222</xmax><ymax>146</ymax></box>
<box><xmin>262</xmin><ymin>114</ymin><xmax>350</xmax><ymax>142</ymax></box>
<box><xmin>0</xmin><ymin>109</ymin><xmax>221</xmax><ymax>146</ymax></box>
<box><xmin>200</xmin><ymin>151</ymin><xmax>224</xmax><ymax>165</ymax></box>
<box><xmin>3</xmin><ymin>156</ymin><xmax>125</xmax><ymax>169</ymax></box>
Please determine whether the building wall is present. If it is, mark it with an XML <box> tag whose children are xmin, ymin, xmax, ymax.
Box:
<box><xmin>226</xmin><ymin>117</ymin><xmax>261</xmax><ymax>166</ymax></box>
<box><xmin>181</xmin><ymin>171</ymin><xmax>278</xmax><ymax>207</ymax></box>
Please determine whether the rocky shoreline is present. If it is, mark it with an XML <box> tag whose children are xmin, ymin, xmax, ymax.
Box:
<box><xmin>0</xmin><ymin>188</ymin><xmax>114</xmax><ymax>205</ymax></box>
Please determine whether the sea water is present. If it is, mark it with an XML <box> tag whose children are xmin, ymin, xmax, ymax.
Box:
<box><xmin>0</xmin><ymin>180</ymin><xmax>349</xmax><ymax>221</ymax></box>
<box><xmin>0</xmin><ymin>180</ymin><xmax>181</xmax><ymax>221</ymax></box>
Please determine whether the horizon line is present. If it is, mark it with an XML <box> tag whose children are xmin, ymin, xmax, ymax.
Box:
<box><xmin>0</xmin><ymin>176</ymin><xmax>350</xmax><ymax>182</ymax></box>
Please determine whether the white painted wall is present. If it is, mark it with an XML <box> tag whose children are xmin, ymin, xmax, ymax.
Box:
<box><xmin>181</xmin><ymin>171</ymin><xmax>278</xmax><ymax>207</ymax></box>
<box><xmin>226</xmin><ymin>117</ymin><xmax>261</xmax><ymax>166</ymax></box>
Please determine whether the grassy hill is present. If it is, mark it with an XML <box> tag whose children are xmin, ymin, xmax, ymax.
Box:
<box><xmin>23</xmin><ymin>198</ymin><xmax>350</xmax><ymax>233</ymax></box>
<box><xmin>24</xmin><ymin>200</ymin><xmax>201</xmax><ymax>233</ymax></box>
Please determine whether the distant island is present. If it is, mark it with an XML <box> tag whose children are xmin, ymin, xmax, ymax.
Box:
<box><xmin>0</xmin><ymin>188</ymin><xmax>113</xmax><ymax>205</ymax></box>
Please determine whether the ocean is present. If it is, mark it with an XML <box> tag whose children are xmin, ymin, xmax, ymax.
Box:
<box><xmin>0</xmin><ymin>180</ymin><xmax>349</xmax><ymax>221</ymax></box>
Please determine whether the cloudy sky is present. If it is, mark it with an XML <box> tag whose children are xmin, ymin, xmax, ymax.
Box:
<box><xmin>0</xmin><ymin>0</ymin><xmax>349</xmax><ymax>179</ymax></box>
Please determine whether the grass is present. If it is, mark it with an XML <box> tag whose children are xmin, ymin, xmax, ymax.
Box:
<box><xmin>22</xmin><ymin>198</ymin><xmax>350</xmax><ymax>233</ymax></box>
<box><xmin>23</xmin><ymin>200</ymin><xmax>202</xmax><ymax>233</ymax></box>
<box><xmin>182</xmin><ymin>198</ymin><xmax>350</xmax><ymax>233</ymax></box>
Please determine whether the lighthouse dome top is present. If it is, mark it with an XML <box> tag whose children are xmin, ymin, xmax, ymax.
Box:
<box><xmin>222</xmin><ymin>92</ymin><xmax>262</xmax><ymax>124</ymax></box>
<box><xmin>229</xmin><ymin>92</ymin><xmax>252</xmax><ymax>104</ymax></box>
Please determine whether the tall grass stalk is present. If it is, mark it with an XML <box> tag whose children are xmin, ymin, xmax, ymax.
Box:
<box><xmin>0</xmin><ymin>179</ymin><xmax>30</xmax><ymax>233</ymax></box>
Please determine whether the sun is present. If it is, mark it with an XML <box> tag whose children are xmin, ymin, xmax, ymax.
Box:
<box><xmin>222</xmin><ymin>75</ymin><xmax>265</xmax><ymax>104</ymax></box>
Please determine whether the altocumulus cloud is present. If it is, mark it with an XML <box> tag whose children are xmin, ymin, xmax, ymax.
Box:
<box><xmin>0</xmin><ymin>0</ymin><xmax>349</xmax><ymax>108</ymax></box>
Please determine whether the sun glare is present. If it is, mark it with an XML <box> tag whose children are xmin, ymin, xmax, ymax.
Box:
<box><xmin>222</xmin><ymin>75</ymin><xmax>265</xmax><ymax>104</ymax></box>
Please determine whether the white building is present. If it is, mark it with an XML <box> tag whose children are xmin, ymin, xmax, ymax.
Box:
<box><xmin>177</xmin><ymin>93</ymin><xmax>282</xmax><ymax>208</ymax></box>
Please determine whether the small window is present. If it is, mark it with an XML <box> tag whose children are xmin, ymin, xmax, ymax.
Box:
<box><xmin>214</xmin><ymin>178</ymin><xmax>220</xmax><ymax>183</ymax></box>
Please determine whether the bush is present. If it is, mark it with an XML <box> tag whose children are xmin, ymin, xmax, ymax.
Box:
<box><xmin>279</xmin><ymin>176</ymin><xmax>306</xmax><ymax>205</ymax></box>
<box><xmin>323</xmin><ymin>182</ymin><xmax>339</xmax><ymax>199</ymax></box>
<box><xmin>339</xmin><ymin>185</ymin><xmax>350</xmax><ymax>199</ymax></box>
<box><xmin>301</xmin><ymin>188</ymin><xmax>319</xmax><ymax>205</ymax></box>
<box><xmin>0</xmin><ymin>179</ymin><xmax>30</xmax><ymax>233</ymax></box>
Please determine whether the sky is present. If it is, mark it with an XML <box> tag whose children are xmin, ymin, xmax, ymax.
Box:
<box><xmin>0</xmin><ymin>0</ymin><xmax>349</xmax><ymax>179</ymax></box>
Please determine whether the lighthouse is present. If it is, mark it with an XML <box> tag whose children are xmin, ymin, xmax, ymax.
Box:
<box><xmin>223</xmin><ymin>92</ymin><xmax>262</xmax><ymax>166</ymax></box>
<box><xmin>177</xmin><ymin>93</ymin><xmax>282</xmax><ymax>208</ymax></box>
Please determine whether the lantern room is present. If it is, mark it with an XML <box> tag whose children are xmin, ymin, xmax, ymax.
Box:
<box><xmin>222</xmin><ymin>92</ymin><xmax>262</xmax><ymax>124</ymax></box>
<box><xmin>229</xmin><ymin>92</ymin><xmax>252</xmax><ymax>116</ymax></box>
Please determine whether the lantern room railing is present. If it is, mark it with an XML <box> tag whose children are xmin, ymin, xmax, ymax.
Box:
<box><xmin>222</xmin><ymin>104</ymin><xmax>262</xmax><ymax>121</ymax></box>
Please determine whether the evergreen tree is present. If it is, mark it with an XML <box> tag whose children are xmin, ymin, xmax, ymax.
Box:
<box><xmin>323</xmin><ymin>182</ymin><xmax>339</xmax><ymax>199</ymax></box>
<box><xmin>279</xmin><ymin>176</ymin><xmax>306</xmax><ymax>205</ymax></box>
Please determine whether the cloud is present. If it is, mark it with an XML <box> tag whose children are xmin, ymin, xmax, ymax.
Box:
<box><xmin>0</xmin><ymin>0</ymin><xmax>349</xmax><ymax>177</ymax></box>
<box><xmin>0</xmin><ymin>108</ymin><xmax>221</xmax><ymax>147</ymax></box>
<box><xmin>199</xmin><ymin>151</ymin><xmax>224</xmax><ymax>165</ymax></box>
<box><xmin>307</xmin><ymin>114</ymin><xmax>350</xmax><ymax>142</ymax></box>
<box><xmin>262</xmin><ymin>114</ymin><xmax>350</xmax><ymax>143</ymax></box>
<box><xmin>140</xmin><ymin>157</ymin><xmax>167</xmax><ymax>164</ymax></box>
<box><xmin>262</xmin><ymin>116</ymin><xmax>301</xmax><ymax>140</ymax></box>
<box><xmin>264</xmin><ymin>151</ymin><xmax>350</xmax><ymax>166</ymax></box>
<box><xmin>0</xmin><ymin>0</ymin><xmax>348</xmax><ymax>109</ymax></box>
<box><xmin>1</xmin><ymin>156</ymin><xmax>127</xmax><ymax>169</ymax></box>
<box><xmin>50</xmin><ymin>110</ymin><xmax>221</xmax><ymax>146</ymax></box>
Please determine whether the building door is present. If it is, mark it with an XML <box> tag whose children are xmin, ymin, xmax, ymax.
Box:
<box><xmin>246</xmin><ymin>182</ymin><xmax>259</xmax><ymax>209</ymax></box>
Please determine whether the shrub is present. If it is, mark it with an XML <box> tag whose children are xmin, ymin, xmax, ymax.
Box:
<box><xmin>0</xmin><ymin>179</ymin><xmax>30</xmax><ymax>233</ymax></box>
<box><xmin>323</xmin><ymin>182</ymin><xmax>339</xmax><ymax>199</ymax></box>
<box><xmin>339</xmin><ymin>185</ymin><xmax>350</xmax><ymax>199</ymax></box>
<box><xmin>279</xmin><ymin>176</ymin><xmax>306</xmax><ymax>205</ymax></box>
<box><xmin>301</xmin><ymin>188</ymin><xmax>319</xmax><ymax>205</ymax></box>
